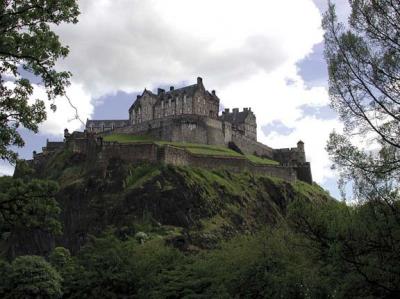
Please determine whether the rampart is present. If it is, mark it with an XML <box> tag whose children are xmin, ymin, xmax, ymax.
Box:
<box><xmin>63</xmin><ymin>136</ymin><xmax>298</xmax><ymax>183</ymax></box>
<box><xmin>30</xmin><ymin>130</ymin><xmax>311</xmax><ymax>184</ymax></box>
<box><xmin>103</xmin><ymin>114</ymin><xmax>225</xmax><ymax>146</ymax></box>
<box><xmin>231</xmin><ymin>132</ymin><xmax>274</xmax><ymax>158</ymax></box>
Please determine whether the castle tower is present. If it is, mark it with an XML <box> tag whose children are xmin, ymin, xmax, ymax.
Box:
<box><xmin>297</xmin><ymin>140</ymin><xmax>306</xmax><ymax>163</ymax></box>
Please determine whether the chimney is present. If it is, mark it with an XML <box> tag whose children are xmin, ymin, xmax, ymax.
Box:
<box><xmin>197</xmin><ymin>77</ymin><xmax>203</xmax><ymax>85</ymax></box>
<box><xmin>244</xmin><ymin>108</ymin><xmax>248</xmax><ymax>112</ymax></box>
<box><xmin>212</xmin><ymin>90</ymin><xmax>216</xmax><ymax>96</ymax></box>
<box><xmin>158</xmin><ymin>88</ymin><xmax>165</xmax><ymax>95</ymax></box>
<box><xmin>136</xmin><ymin>95</ymin><xmax>140</xmax><ymax>99</ymax></box>
<box><xmin>233</xmin><ymin>108</ymin><xmax>239</xmax><ymax>114</ymax></box>
<box><xmin>170</xmin><ymin>86</ymin><xmax>174</xmax><ymax>91</ymax></box>
<box><xmin>224</xmin><ymin>108</ymin><xmax>230</xmax><ymax>113</ymax></box>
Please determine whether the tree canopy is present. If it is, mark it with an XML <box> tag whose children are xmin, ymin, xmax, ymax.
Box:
<box><xmin>323</xmin><ymin>0</ymin><xmax>400</xmax><ymax>201</ymax></box>
<box><xmin>0</xmin><ymin>0</ymin><xmax>79</xmax><ymax>163</ymax></box>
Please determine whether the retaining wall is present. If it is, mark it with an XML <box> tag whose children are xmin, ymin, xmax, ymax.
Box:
<box><xmin>231</xmin><ymin>133</ymin><xmax>274</xmax><ymax>158</ymax></box>
<box><xmin>63</xmin><ymin>137</ymin><xmax>300</xmax><ymax>183</ymax></box>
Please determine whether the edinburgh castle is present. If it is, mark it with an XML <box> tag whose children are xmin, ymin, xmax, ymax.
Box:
<box><xmin>32</xmin><ymin>77</ymin><xmax>312</xmax><ymax>184</ymax></box>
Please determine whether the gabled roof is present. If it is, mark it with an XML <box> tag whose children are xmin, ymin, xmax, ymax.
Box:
<box><xmin>129</xmin><ymin>89</ymin><xmax>158</xmax><ymax>112</ymax></box>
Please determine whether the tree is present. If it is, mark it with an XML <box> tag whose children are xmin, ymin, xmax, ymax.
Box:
<box><xmin>0</xmin><ymin>176</ymin><xmax>60</xmax><ymax>233</ymax></box>
<box><xmin>0</xmin><ymin>175</ymin><xmax>60</xmax><ymax>257</ymax></box>
<box><xmin>290</xmin><ymin>2</ymin><xmax>400</xmax><ymax>296</ymax></box>
<box><xmin>0</xmin><ymin>0</ymin><xmax>79</xmax><ymax>163</ymax></box>
<box><xmin>323</xmin><ymin>0</ymin><xmax>400</xmax><ymax>202</ymax></box>
<box><xmin>6</xmin><ymin>255</ymin><xmax>62</xmax><ymax>298</ymax></box>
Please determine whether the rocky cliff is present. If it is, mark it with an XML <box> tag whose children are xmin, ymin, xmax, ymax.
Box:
<box><xmin>12</xmin><ymin>148</ymin><xmax>331</xmax><ymax>256</ymax></box>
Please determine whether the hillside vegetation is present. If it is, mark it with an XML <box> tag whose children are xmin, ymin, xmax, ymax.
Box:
<box><xmin>1</xmin><ymin>148</ymin><xmax>399</xmax><ymax>297</ymax></box>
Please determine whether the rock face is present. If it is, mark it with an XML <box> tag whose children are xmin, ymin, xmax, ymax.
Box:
<box><xmin>11</xmin><ymin>148</ymin><xmax>331</xmax><ymax>257</ymax></box>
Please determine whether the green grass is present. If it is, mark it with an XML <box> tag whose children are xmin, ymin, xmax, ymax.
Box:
<box><xmin>103</xmin><ymin>134</ymin><xmax>154</xmax><ymax>143</ymax></box>
<box><xmin>124</xmin><ymin>164</ymin><xmax>161</xmax><ymax>189</ymax></box>
<box><xmin>103</xmin><ymin>134</ymin><xmax>280</xmax><ymax>162</ymax></box>
<box><xmin>159</xmin><ymin>142</ymin><xmax>241</xmax><ymax>157</ymax></box>
<box><xmin>293</xmin><ymin>180</ymin><xmax>331</xmax><ymax>200</ymax></box>
<box><xmin>246</xmin><ymin>154</ymin><xmax>279</xmax><ymax>165</ymax></box>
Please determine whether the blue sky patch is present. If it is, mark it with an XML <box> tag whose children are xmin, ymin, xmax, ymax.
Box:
<box><xmin>262</xmin><ymin>120</ymin><xmax>295</xmax><ymax>136</ymax></box>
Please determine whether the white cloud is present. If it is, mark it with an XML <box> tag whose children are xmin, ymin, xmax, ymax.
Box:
<box><xmin>55</xmin><ymin>0</ymin><xmax>324</xmax><ymax>97</ymax></box>
<box><xmin>0</xmin><ymin>161</ymin><xmax>15</xmax><ymax>176</ymax></box>
<box><xmin>219</xmin><ymin>67</ymin><xmax>342</xmax><ymax>183</ymax></box>
<box><xmin>5</xmin><ymin>80</ymin><xmax>93</xmax><ymax>136</ymax></box>
<box><xmin>30</xmin><ymin>82</ymin><xmax>93</xmax><ymax>136</ymax></box>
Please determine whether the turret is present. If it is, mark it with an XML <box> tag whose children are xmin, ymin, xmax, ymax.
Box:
<box><xmin>64</xmin><ymin>128</ymin><xmax>70</xmax><ymax>139</ymax></box>
<box><xmin>297</xmin><ymin>140</ymin><xmax>306</xmax><ymax>163</ymax></box>
<box><xmin>297</xmin><ymin>140</ymin><xmax>304</xmax><ymax>151</ymax></box>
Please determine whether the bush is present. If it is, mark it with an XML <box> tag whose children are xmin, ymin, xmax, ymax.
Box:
<box><xmin>7</xmin><ymin>255</ymin><xmax>62</xmax><ymax>299</ymax></box>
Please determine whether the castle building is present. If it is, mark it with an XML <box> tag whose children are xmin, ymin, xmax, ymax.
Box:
<box><xmin>82</xmin><ymin>77</ymin><xmax>313</xmax><ymax>183</ymax></box>
<box><xmin>86</xmin><ymin>77</ymin><xmax>259</xmax><ymax>148</ymax></box>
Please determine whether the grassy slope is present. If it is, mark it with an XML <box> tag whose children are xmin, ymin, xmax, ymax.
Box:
<box><xmin>245</xmin><ymin>154</ymin><xmax>280</xmax><ymax>165</ymax></box>
<box><xmin>103</xmin><ymin>133</ymin><xmax>278</xmax><ymax>163</ymax></box>
<box><xmin>28</xmin><ymin>148</ymin><xmax>332</xmax><ymax>253</ymax></box>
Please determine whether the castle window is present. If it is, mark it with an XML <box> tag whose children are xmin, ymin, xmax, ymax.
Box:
<box><xmin>161</xmin><ymin>101</ymin><xmax>164</xmax><ymax>109</ymax></box>
<box><xmin>183</xmin><ymin>95</ymin><xmax>187</xmax><ymax>104</ymax></box>
<box><xmin>169</xmin><ymin>99</ymin><xmax>172</xmax><ymax>107</ymax></box>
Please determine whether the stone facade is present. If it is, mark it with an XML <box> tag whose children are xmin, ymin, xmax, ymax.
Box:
<box><xmin>85</xmin><ymin>77</ymin><xmax>256</xmax><ymax>148</ymax></box>
<box><xmin>129</xmin><ymin>77</ymin><xmax>219</xmax><ymax>125</ymax></box>
<box><xmin>220</xmin><ymin>108</ymin><xmax>257</xmax><ymax>141</ymax></box>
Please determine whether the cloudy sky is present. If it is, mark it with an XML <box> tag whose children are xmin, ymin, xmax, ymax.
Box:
<box><xmin>1</xmin><ymin>0</ymin><xmax>351</xmax><ymax>198</ymax></box>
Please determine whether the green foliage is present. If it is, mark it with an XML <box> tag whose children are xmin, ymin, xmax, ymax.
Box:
<box><xmin>323</xmin><ymin>1</ymin><xmax>400</xmax><ymax>201</ymax></box>
<box><xmin>6</xmin><ymin>255</ymin><xmax>62</xmax><ymax>299</ymax></box>
<box><xmin>60</xmin><ymin>231</ymin><xmax>182</xmax><ymax>298</ymax></box>
<box><xmin>0</xmin><ymin>0</ymin><xmax>80</xmax><ymax>163</ymax></box>
<box><xmin>0</xmin><ymin>176</ymin><xmax>61</xmax><ymax>234</ymax></box>
<box><xmin>49</xmin><ymin>247</ymin><xmax>72</xmax><ymax>271</ymax></box>
<box><xmin>288</xmin><ymin>198</ymin><xmax>400</xmax><ymax>297</ymax></box>
<box><xmin>124</xmin><ymin>163</ymin><xmax>162</xmax><ymax>189</ymax></box>
<box><xmin>321</xmin><ymin>3</ymin><xmax>400</xmax><ymax>295</ymax></box>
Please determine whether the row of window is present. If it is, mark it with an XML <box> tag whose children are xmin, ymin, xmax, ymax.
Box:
<box><xmin>161</xmin><ymin>96</ymin><xmax>188</xmax><ymax>109</ymax></box>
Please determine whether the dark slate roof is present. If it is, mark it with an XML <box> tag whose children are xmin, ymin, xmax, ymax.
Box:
<box><xmin>163</xmin><ymin>84</ymin><xmax>198</xmax><ymax>98</ymax></box>
<box><xmin>86</xmin><ymin>119</ymin><xmax>129</xmax><ymax>127</ymax></box>
<box><xmin>219</xmin><ymin>110</ymin><xmax>253</xmax><ymax>124</ymax></box>
<box><xmin>154</xmin><ymin>84</ymin><xmax>201</xmax><ymax>106</ymax></box>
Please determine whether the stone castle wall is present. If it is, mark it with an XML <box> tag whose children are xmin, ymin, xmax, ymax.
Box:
<box><xmin>63</xmin><ymin>137</ymin><xmax>298</xmax><ymax>182</ymax></box>
<box><xmin>104</xmin><ymin>114</ymin><xmax>225</xmax><ymax>146</ymax></box>
<box><xmin>231</xmin><ymin>132</ymin><xmax>274</xmax><ymax>158</ymax></box>
<box><xmin>273</xmin><ymin>148</ymin><xmax>304</xmax><ymax>165</ymax></box>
